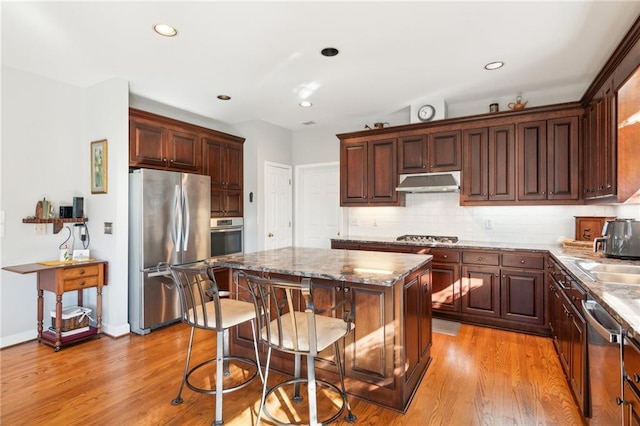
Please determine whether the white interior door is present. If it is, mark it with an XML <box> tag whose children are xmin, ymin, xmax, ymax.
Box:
<box><xmin>264</xmin><ymin>162</ymin><xmax>292</xmax><ymax>250</ymax></box>
<box><xmin>295</xmin><ymin>163</ymin><xmax>342</xmax><ymax>248</ymax></box>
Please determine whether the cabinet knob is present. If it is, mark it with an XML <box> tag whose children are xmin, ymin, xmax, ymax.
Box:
<box><xmin>634</xmin><ymin>373</ymin><xmax>640</xmax><ymax>383</ymax></box>
<box><xmin>79</xmin><ymin>269</ymin><xmax>85</xmax><ymax>275</ymax></box>
<box><xmin>477</xmin><ymin>256</ymin><xmax>483</xmax><ymax>261</ymax></box>
<box><xmin>430</xmin><ymin>164</ymin><xmax>434</xmax><ymax>168</ymax></box>
<box><xmin>443</xmin><ymin>254</ymin><xmax>448</xmax><ymax>259</ymax></box>
<box><xmin>79</xmin><ymin>281</ymin><xmax>86</xmax><ymax>287</ymax></box>
<box><xmin>335</xmin><ymin>286</ymin><xmax>342</xmax><ymax>291</ymax></box>
<box><xmin>616</xmin><ymin>396</ymin><xmax>624</xmax><ymax>406</ymax></box>
<box><xmin>343</xmin><ymin>287</ymin><xmax>350</xmax><ymax>293</ymax></box>
<box><xmin>502</xmin><ymin>274</ymin><xmax>505</xmax><ymax>278</ymax></box>
<box><xmin>520</xmin><ymin>259</ymin><xmax>526</xmax><ymax>264</ymax></box>
<box><xmin>163</xmin><ymin>158</ymin><xmax>167</xmax><ymax>162</ymax></box>
<box><xmin>422</xmin><ymin>165</ymin><xmax>426</xmax><ymax>169</ymax></box>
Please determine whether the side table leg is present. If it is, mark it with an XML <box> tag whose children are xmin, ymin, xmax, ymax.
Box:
<box><xmin>54</xmin><ymin>294</ymin><xmax>63</xmax><ymax>351</ymax></box>
<box><xmin>37</xmin><ymin>288</ymin><xmax>44</xmax><ymax>342</ymax></box>
<box><xmin>96</xmin><ymin>285</ymin><xmax>103</xmax><ymax>335</ymax></box>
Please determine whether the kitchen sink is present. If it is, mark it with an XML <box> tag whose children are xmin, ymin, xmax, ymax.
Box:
<box><xmin>575</xmin><ymin>260</ymin><xmax>640</xmax><ymax>285</ymax></box>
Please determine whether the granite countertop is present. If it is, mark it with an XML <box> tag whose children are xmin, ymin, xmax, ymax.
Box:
<box><xmin>332</xmin><ymin>236</ymin><xmax>640</xmax><ymax>338</ymax></box>
<box><xmin>207</xmin><ymin>246</ymin><xmax>432</xmax><ymax>286</ymax></box>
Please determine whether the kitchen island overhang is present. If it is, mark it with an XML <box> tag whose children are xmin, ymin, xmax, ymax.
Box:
<box><xmin>206</xmin><ymin>247</ymin><xmax>433</xmax><ymax>412</ymax></box>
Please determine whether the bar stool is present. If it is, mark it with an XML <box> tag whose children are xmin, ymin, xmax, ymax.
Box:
<box><xmin>169</xmin><ymin>262</ymin><xmax>262</xmax><ymax>426</ymax></box>
<box><xmin>240</xmin><ymin>271</ymin><xmax>357</xmax><ymax>426</ymax></box>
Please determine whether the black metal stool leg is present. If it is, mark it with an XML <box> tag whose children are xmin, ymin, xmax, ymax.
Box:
<box><xmin>334</xmin><ymin>341</ymin><xmax>357</xmax><ymax>422</ymax></box>
<box><xmin>172</xmin><ymin>326</ymin><xmax>195</xmax><ymax>405</ymax></box>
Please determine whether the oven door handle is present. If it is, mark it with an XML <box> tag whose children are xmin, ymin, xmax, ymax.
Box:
<box><xmin>582</xmin><ymin>299</ymin><xmax>621</xmax><ymax>343</ymax></box>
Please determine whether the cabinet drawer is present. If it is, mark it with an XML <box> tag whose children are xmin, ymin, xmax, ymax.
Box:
<box><xmin>430</xmin><ymin>249</ymin><xmax>460</xmax><ymax>263</ymax></box>
<box><xmin>64</xmin><ymin>276</ymin><xmax>100</xmax><ymax>291</ymax></box>
<box><xmin>462</xmin><ymin>251</ymin><xmax>500</xmax><ymax>266</ymax></box>
<box><xmin>62</xmin><ymin>265</ymin><xmax>100</xmax><ymax>280</ymax></box>
<box><xmin>502</xmin><ymin>253</ymin><xmax>545</xmax><ymax>270</ymax></box>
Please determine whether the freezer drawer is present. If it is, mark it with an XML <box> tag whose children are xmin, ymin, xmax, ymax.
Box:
<box><xmin>130</xmin><ymin>270</ymin><xmax>180</xmax><ymax>335</ymax></box>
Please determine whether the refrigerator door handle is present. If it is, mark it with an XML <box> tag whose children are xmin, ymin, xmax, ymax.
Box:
<box><xmin>182</xmin><ymin>189</ymin><xmax>190</xmax><ymax>251</ymax></box>
<box><xmin>173</xmin><ymin>184</ymin><xmax>182</xmax><ymax>252</ymax></box>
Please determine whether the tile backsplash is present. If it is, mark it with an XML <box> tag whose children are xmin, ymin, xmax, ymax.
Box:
<box><xmin>345</xmin><ymin>193</ymin><xmax>640</xmax><ymax>245</ymax></box>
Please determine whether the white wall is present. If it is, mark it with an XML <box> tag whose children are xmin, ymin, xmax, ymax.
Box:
<box><xmin>234</xmin><ymin>120</ymin><xmax>292</xmax><ymax>253</ymax></box>
<box><xmin>0</xmin><ymin>67</ymin><xmax>130</xmax><ymax>347</ymax></box>
<box><xmin>85</xmin><ymin>78</ymin><xmax>130</xmax><ymax>336</ymax></box>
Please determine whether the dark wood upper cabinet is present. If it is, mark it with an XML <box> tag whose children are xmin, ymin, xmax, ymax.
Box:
<box><xmin>517</xmin><ymin>120</ymin><xmax>547</xmax><ymax>201</ymax></box>
<box><xmin>340</xmin><ymin>136</ymin><xmax>403</xmax><ymax>206</ymax></box>
<box><xmin>398</xmin><ymin>135</ymin><xmax>427</xmax><ymax>173</ymax></box>
<box><xmin>517</xmin><ymin>115</ymin><xmax>579</xmax><ymax>202</ymax></box>
<box><xmin>546</xmin><ymin>116</ymin><xmax>579</xmax><ymax>200</ymax></box>
<box><xmin>202</xmin><ymin>132</ymin><xmax>245</xmax><ymax>217</ymax></box>
<box><xmin>129</xmin><ymin>108</ymin><xmax>245</xmax><ymax>217</ymax></box>
<box><xmin>429</xmin><ymin>130</ymin><xmax>462</xmax><ymax>172</ymax></box>
<box><xmin>581</xmin><ymin>16</ymin><xmax>640</xmax><ymax>204</ymax></box>
<box><xmin>461</xmin><ymin>125</ymin><xmax>515</xmax><ymax>203</ymax></box>
<box><xmin>398</xmin><ymin>130</ymin><xmax>461</xmax><ymax>173</ymax></box>
<box><xmin>129</xmin><ymin>110</ymin><xmax>200</xmax><ymax>172</ymax></box>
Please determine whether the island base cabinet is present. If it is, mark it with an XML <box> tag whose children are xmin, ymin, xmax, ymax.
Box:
<box><xmin>228</xmin><ymin>264</ymin><xmax>432</xmax><ymax>412</ymax></box>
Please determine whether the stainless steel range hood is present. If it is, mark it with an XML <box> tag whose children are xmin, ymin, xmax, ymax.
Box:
<box><xmin>396</xmin><ymin>171</ymin><xmax>460</xmax><ymax>193</ymax></box>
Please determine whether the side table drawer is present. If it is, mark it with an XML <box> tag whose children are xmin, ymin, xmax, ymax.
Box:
<box><xmin>62</xmin><ymin>265</ymin><xmax>100</xmax><ymax>280</ymax></box>
<box><xmin>64</xmin><ymin>276</ymin><xmax>100</xmax><ymax>291</ymax></box>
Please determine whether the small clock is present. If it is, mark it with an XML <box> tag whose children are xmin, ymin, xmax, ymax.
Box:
<box><xmin>417</xmin><ymin>104</ymin><xmax>436</xmax><ymax>122</ymax></box>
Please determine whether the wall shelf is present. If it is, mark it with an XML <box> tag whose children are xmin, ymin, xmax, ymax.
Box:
<box><xmin>22</xmin><ymin>218</ymin><xmax>88</xmax><ymax>234</ymax></box>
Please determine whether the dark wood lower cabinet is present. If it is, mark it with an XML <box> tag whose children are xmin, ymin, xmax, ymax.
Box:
<box><xmin>461</xmin><ymin>265</ymin><xmax>500</xmax><ymax>318</ymax></box>
<box><xmin>501</xmin><ymin>269</ymin><xmax>545</xmax><ymax>325</ymax></box>
<box><xmin>229</xmin><ymin>264</ymin><xmax>432</xmax><ymax>412</ymax></box>
<box><xmin>548</xmin><ymin>260</ymin><xmax>587</xmax><ymax>417</ymax></box>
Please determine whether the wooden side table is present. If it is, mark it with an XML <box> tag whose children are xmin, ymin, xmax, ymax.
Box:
<box><xmin>3</xmin><ymin>260</ymin><xmax>108</xmax><ymax>351</ymax></box>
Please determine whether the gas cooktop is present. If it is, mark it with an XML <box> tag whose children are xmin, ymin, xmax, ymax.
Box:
<box><xmin>396</xmin><ymin>235</ymin><xmax>459</xmax><ymax>244</ymax></box>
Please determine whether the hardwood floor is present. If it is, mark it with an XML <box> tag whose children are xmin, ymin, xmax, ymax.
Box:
<box><xmin>0</xmin><ymin>322</ymin><xmax>584</xmax><ymax>425</ymax></box>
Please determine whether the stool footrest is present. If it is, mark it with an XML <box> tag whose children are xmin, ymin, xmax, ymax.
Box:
<box><xmin>262</xmin><ymin>377</ymin><xmax>346</xmax><ymax>426</ymax></box>
<box><xmin>185</xmin><ymin>355</ymin><xmax>258</xmax><ymax>395</ymax></box>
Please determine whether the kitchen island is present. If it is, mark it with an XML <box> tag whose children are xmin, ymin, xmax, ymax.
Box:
<box><xmin>207</xmin><ymin>247</ymin><xmax>432</xmax><ymax>412</ymax></box>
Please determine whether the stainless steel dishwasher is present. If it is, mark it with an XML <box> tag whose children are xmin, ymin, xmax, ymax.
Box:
<box><xmin>582</xmin><ymin>296</ymin><xmax>623</xmax><ymax>425</ymax></box>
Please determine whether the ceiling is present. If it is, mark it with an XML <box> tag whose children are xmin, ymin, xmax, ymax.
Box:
<box><xmin>3</xmin><ymin>1</ymin><xmax>640</xmax><ymax>131</ymax></box>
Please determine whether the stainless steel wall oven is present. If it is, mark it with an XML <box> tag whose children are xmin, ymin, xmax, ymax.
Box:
<box><xmin>210</xmin><ymin>217</ymin><xmax>244</xmax><ymax>256</ymax></box>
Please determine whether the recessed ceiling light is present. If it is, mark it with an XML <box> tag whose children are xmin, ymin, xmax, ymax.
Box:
<box><xmin>484</xmin><ymin>61</ymin><xmax>504</xmax><ymax>70</ymax></box>
<box><xmin>217</xmin><ymin>95</ymin><xmax>231</xmax><ymax>101</ymax></box>
<box><xmin>153</xmin><ymin>24</ymin><xmax>178</xmax><ymax>37</ymax></box>
<box><xmin>321</xmin><ymin>47</ymin><xmax>339</xmax><ymax>57</ymax></box>
<box><xmin>299</xmin><ymin>101</ymin><xmax>312</xmax><ymax>107</ymax></box>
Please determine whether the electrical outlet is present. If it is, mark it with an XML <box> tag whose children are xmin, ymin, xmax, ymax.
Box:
<box><xmin>485</xmin><ymin>219</ymin><xmax>493</xmax><ymax>230</ymax></box>
<box><xmin>35</xmin><ymin>224</ymin><xmax>46</xmax><ymax>235</ymax></box>
<box><xmin>104</xmin><ymin>222</ymin><xmax>113</xmax><ymax>234</ymax></box>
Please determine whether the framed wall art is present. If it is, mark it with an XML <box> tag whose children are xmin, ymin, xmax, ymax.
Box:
<box><xmin>90</xmin><ymin>139</ymin><xmax>108</xmax><ymax>194</ymax></box>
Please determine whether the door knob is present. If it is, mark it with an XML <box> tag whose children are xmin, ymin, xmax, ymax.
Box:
<box><xmin>267</xmin><ymin>232</ymin><xmax>274</xmax><ymax>237</ymax></box>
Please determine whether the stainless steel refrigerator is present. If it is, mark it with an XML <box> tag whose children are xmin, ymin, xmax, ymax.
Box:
<box><xmin>129</xmin><ymin>169</ymin><xmax>211</xmax><ymax>335</ymax></box>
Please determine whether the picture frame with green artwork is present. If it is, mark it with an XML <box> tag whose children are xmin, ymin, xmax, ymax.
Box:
<box><xmin>90</xmin><ymin>139</ymin><xmax>108</xmax><ymax>194</ymax></box>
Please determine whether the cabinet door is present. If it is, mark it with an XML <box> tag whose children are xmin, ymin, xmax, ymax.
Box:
<box><xmin>225</xmin><ymin>143</ymin><xmax>243</xmax><ymax>190</ymax></box>
<box><xmin>547</xmin><ymin>116</ymin><xmax>579</xmax><ymax>200</ymax></box>
<box><xmin>569</xmin><ymin>304</ymin><xmax>587</xmax><ymax>416</ymax></box>
<box><xmin>202</xmin><ymin>137</ymin><xmax>226</xmax><ymax>189</ymax></box>
<box><xmin>461</xmin><ymin>265</ymin><xmax>500</xmax><ymax>318</ymax></box>
<box><xmin>368</xmin><ymin>138</ymin><xmax>399</xmax><ymax>204</ymax></box>
<box><xmin>404</xmin><ymin>275</ymin><xmax>421</xmax><ymax>382</ymax></box>
<box><xmin>344</xmin><ymin>284</ymin><xmax>394</xmax><ymax>385</ymax></box>
<box><xmin>624</xmin><ymin>381</ymin><xmax>640</xmax><ymax>426</ymax></box>
<box><xmin>210</xmin><ymin>190</ymin><xmax>243</xmax><ymax>217</ymax></box>
<box><xmin>517</xmin><ymin>120</ymin><xmax>547</xmax><ymax>201</ymax></box>
<box><xmin>399</xmin><ymin>135</ymin><xmax>427</xmax><ymax>173</ymax></box>
<box><xmin>488</xmin><ymin>124</ymin><xmax>515</xmax><ymax>201</ymax></box>
<box><xmin>500</xmin><ymin>269</ymin><xmax>544</xmax><ymax>325</ymax></box>
<box><xmin>431</xmin><ymin>262</ymin><xmax>461</xmax><ymax>312</ymax></box>
<box><xmin>167</xmin><ymin>128</ymin><xmax>200</xmax><ymax>172</ymax></box>
<box><xmin>341</xmin><ymin>141</ymin><xmax>368</xmax><ymax>205</ymax></box>
<box><xmin>419</xmin><ymin>269</ymin><xmax>432</xmax><ymax>359</ymax></box>
<box><xmin>462</xmin><ymin>128</ymin><xmax>489</xmax><ymax>202</ymax></box>
<box><xmin>129</xmin><ymin>118</ymin><xmax>167</xmax><ymax>168</ymax></box>
<box><xmin>600</xmin><ymin>83</ymin><xmax>616</xmax><ymax>198</ymax></box>
<box><xmin>429</xmin><ymin>130</ymin><xmax>461</xmax><ymax>172</ymax></box>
